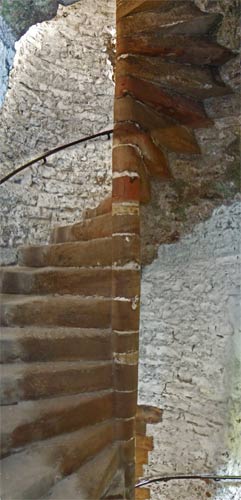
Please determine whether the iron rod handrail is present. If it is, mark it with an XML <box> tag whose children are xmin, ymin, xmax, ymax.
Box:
<box><xmin>0</xmin><ymin>129</ymin><xmax>113</xmax><ymax>185</ymax></box>
<box><xmin>136</xmin><ymin>474</ymin><xmax>241</xmax><ymax>488</ymax></box>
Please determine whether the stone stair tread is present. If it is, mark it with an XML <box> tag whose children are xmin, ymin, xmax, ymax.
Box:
<box><xmin>0</xmin><ymin>326</ymin><xmax>111</xmax><ymax>363</ymax></box>
<box><xmin>0</xmin><ymin>294</ymin><xmax>111</xmax><ymax>329</ymax></box>
<box><xmin>1</xmin><ymin>389</ymin><xmax>113</xmax><ymax>457</ymax></box>
<box><xmin>46</xmin><ymin>443</ymin><xmax>119</xmax><ymax>500</ymax></box>
<box><xmin>18</xmin><ymin>237</ymin><xmax>112</xmax><ymax>267</ymax></box>
<box><xmin>0</xmin><ymin>420</ymin><xmax>114</xmax><ymax>500</ymax></box>
<box><xmin>84</xmin><ymin>195</ymin><xmax>112</xmax><ymax>218</ymax></box>
<box><xmin>0</xmin><ymin>266</ymin><xmax>112</xmax><ymax>296</ymax></box>
<box><xmin>51</xmin><ymin>213</ymin><xmax>112</xmax><ymax>244</ymax></box>
<box><xmin>0</xmin><ymin>359</ymin><xmax>112</xmax><ymax>404</ymax></box>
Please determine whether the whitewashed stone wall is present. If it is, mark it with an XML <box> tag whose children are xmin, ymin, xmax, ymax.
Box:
<box><xmin>0</xmin><ymin>0</ymin><xmax>115</xmax><ymax>264</ymax></box>
<box><xmin>139</xmin><ymin>202</ymin><xmax>241</xmax><ymax>500</ymax></box>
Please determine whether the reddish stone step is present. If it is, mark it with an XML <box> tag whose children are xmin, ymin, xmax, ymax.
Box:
<box><xmin>0</xmin><ymin>267</ymin><xmax>111</xmax><ymax>296</ymax></box>
<box><xmin>117</xmin><ymin>0</ymin><xmax>206</xmax><ymax>20</ymax></box>
<box><xmin>116</xmin><ymin>76</ymin><xmax>212</xmax><ymax>129</ymax></box>
<box><xmin>115</xmin><ymin>95</ymin><xmax>200</xmax><ymax>154</ymax></box>
<box><xmin>0</xmin><ymin>295</ymin><xmax>111</xmax><ymax>328</ymax></box>
<box><xmin>0</xmin><ymin>420</ymin><xmax>113</xmax><ymax>500</ymax></box>
<box><xmin>47</xmin><ymin>444</ymin><xmax>119</xmax><ymax>499</ymax></box>
<box><xmin>18</xmin><ymin>238</ymin><xmax>112</xmax><ymax>268</ymax></box>
<box><xmin>0</xmin><ymin>360</ymin><xmax>112</xmax><ymax>404</ymax></box>
<box><xmin>51</xmin><ymin>213</ymin><xmax>112</xmax><ymax>244</ymax></box>
<box><xmin>118</xmin><ymin>9</ymin><xmax>221</xmax><ymax>37</ymax></box>
<box><xmin>117</xmin><ymin>55</ymin><xmax>231</xmax><ymax>100</ymax></box>
<box><xmin>117</xmin><ymin>34</ymin><xmax>231</xmax><ymax>66</ymax></box>
<box><xmin>0</xmin><ymin>327</ymin><xmax>111</xmax><ymax>363</ymax></box>
<box><xmin>84</xmin><ymin>196</ymin><xmax>112</xmax><ymax>218</ymax></box>
<box><xmin>1</xmin><ymin>390</ymin><xmax>113</xmax><ymax>457</ymax></box>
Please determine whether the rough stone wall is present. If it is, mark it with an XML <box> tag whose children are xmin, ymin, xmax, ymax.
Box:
<box><xmin>0</xmin><ymin>0</ymin><xmax>115</xmax><ymax>264</ymax></box>
<box><xmin>139</xmin><ymin>201</ymin><xmax>241</xmax><ymax>500</ymax></box>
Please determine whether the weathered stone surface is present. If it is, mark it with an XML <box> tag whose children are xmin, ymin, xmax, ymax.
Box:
<box><xmin>1</xmin><ymin>390</ymin><xmax>113</xmax><ymax>455</ymax></box>
<box><xmin>112</xmin><ymin>300</ymin><xmax>140</xmax><ymax>331</ymax></box>
<box><xmin>113</xmin><ymin>176</ymin><xmax>140</xmax><ymax>202</ymax></box>
<box><xmin>115</xmin><ymin>363</ymin><xmax>138</xmax><ymax>391</ymax></box>
<box><xmin>0</xmin><ymin>295</ymin><xmax>111</xmax><ymax>328</ymax></box>
<box><xmin>1</xmin><ymin>420</ymin><xmax>114</xmax><ymax>500</ymax></box>
<box><xmin>113</xmin><ymin>330</ymin><xmax>139</xmax><ymax>354</ymax></box>
<box><xmin>113</xmin><ymin>146</ymin><xmax>151</xmax><ymax>203</ymax></box>
<box><xmin>117</xmin><ymin>34</ymin><xmax>232</xmax><ymax>65</ymax></box>
<box><xmin>139</xmin><ymin>202</ymin><xmax>241</xmax><ymax>500</ymax></box>
<box><xmin>51</xmin><ymin>213</ymin><xmax>112</xmax><ymax>243</ymax></box>
<box><xmin>115</xmin><ymin>95</ymin><xmax>201</xmax><ymax>154</ymax></box>
<box><xmin>114</xmin><ymin>123</ymin><xmax>170</xmax><ymax>178</ymax></box>
<box><xmin>18</xmin><ymin>238</ymin><xmax>113</xmax><ymax>267</ymax></box>
<box><xmin>84</xmin><ymin>195</ymin><xmax>112</xmax><ymax>218</ymax></box>
<box><xmin>112</xmin><ymin>269</ymin><xmax>140</xmax><ymax>299</ymax></box>
<box><xmin>46</xmin><ymin>444</ymin><xmax>119</xmax><ymax>500</ymax></box>
<box><xmin>117</xmin><ymin>55</ymin><xmax>232</xmax><ymax>99</ymax></box>
<box><xmin>0</xmin><ymin>327</ymin><xmax>111</xmax><ymax>363</ymax></box>
<box><xmin>115</xmin><ymin>391</ymin><xmax>138</xmax><ymax>419</ymax></box>
<box><xmin>117</xmin><ymin>10</ymin><xmax>222</xmax><ymax>37</ymax></box>
<box><xmin>0</xmin><ymin>1</ymin><xmax>115</xmax><ymax>265</ymax></box>
<box><xmin>1</xmin><ymin>359</ymin><xmax>112</xmax><ymax>404</ymax></box>
<box><xmin>0</xmin><ymin>266</ymin><xmax>112</xmax><ymax>296</ymax></box>
<box><xmin>116</xmin><ymin>75</ymin><xmax>213</xmax><ymax>128</ymax></box>
<box><xmin>112</xmin><ymin>212</ymin><xmax>140</xmax><ymax>236</ymax></box>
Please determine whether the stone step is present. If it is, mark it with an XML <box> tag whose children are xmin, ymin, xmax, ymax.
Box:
<box><xmin>51</xmin><ymin>213</ymin><xmax>112</xmax><ymax>244</ymax></box>
<box><xmin>0</xmin><ymin>360</ymin><xmax>112</xmax><ymax>404</ymax></box>
<box><xmin>118</xmin><ymin>9</ymin><xmax>222</xmax><ymax>37</ymax></box>
<box><xmin>0</xmin><ymin>419</ymin><xmax>114</xmax><ymax>500</ymax></box>
<box><xmin>0</xmin><ymin>294</ymin><xmax>111</xmax><ymax>328</ymax></box>
<box><xmin>84</xmin><ymin>195</ymin><xmax>112</xmax><ymax>218</ymax></box>
<box><xmin>0</xmin><ymin>266</ymin><xmax>112</xmax><ymax>296</ymax></box>
<box><xmin>0</xmin><ymin>327</ymin><xmax>111</xmax><ymax>363</ymax></box>
<box><xmin>18</xmin><ymin>238</ymin><xmax>112</xmax><ymax>268</ymax></box>
<box><xmin>103</xmin><ymin>468</ymin><xmax>125</xmax><ymax>499</ymax></box>
<box><xmin>46</xmin><ymin>444</ymin><xmax>119</xmax><ymax>499</ymax></box>
<box><xmin>1</xmin><ymin>390</ymin><xmax>113</xmax><ymax>457</ymax></box>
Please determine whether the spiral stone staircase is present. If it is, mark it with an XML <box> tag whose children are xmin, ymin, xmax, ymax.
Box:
<box><xmin>0</xmin><ymin>1</ymin><xmax>233</xmax><ymax>499</ymax></box>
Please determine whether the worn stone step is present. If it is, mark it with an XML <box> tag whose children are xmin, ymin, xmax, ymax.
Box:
<box><xmin>118</xmin><ymin>9</ymin><xmax>222</xmax><ymax>37</ymax></box>
<box><xmin>46</xmin><ymin>444</ymin><xmax>119</xmax><ymax>499</ymax></box>
<box><xmin>51</xmin><ymin>213</ymin><xmax>112</xmax><ymax>244</ymax></box>
<box><xmin>0</xmin><ymin>266</ymin><xmax>112</xmax><ymax>296</ymax></box>
<box><xmin>0</xmin><ymin>360</ymin><xmax>112</xmax><ymax>404</ymax></box>
<box><xmin>117</xmin><ymin>34</ymin><xmax>231</xmax><ymax>66</ymax></box>
<box><xmin>18</xmin><ymin>238</ymin><xmax>112</xmax><ymax>268</ymax></box>
<box><xmin>0</xmin><ymin>419</ymin><xmax>114</xmax><ymax>500</ymax></box>
<box><xmin>117</xmin><ymin>55</ymin><xmax>231</xmax><ymax>100</ymax></box>
<box><xmin>1</xmin><ymin>390</ymin><xmax>113</xmax><ymax>457</ymax></box>
<box><xmin>117</xmin><ymin>0</ymin><xmax>212</xmax><ymax>21</ymax></box>
<box><xmin>0</xmin><ymin>327</ymin><xmax>111</xmax><ymax>363</ymax></box>
<box><xmin>0</xmin><ymin>294</ymin><xmax>111</xmax><ymax>328</ymax></box>
<box><xmin>103</xmin><ymin>468</ymin><xmax>125</xmax><ymax>499</ymax></box>
<box><xmin>84</xmin><ymin>195</ymin><xmax>112</xmax><ymax>218</ymax></box>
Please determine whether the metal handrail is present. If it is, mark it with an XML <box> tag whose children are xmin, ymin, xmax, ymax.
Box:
<box><xmin>136</xmin><ymin>473</ymin><xmax>241</xmax><ymax>488</ymax></box>
<box><xmin>0</xmin><ymin>129</ymin><xmax>113</xmax><ymax>185</ymax></box>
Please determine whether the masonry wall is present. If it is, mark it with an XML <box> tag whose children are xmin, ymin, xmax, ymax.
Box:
<box><xmin>0</xmin><ymin>0</ymin><xmax>115</xmax><ymax>265</ymax></box>
<box><xmin>139</xmin><ymin>201</ymin><xmax>241</xmax><ymax>500</ymax></box>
